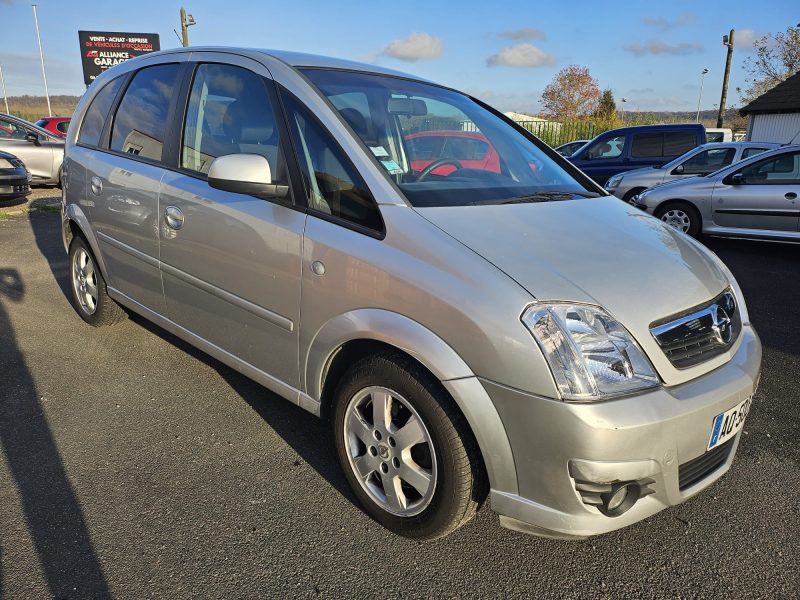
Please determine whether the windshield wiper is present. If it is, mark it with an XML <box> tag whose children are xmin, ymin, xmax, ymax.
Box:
<box><xmin>470</xmin><ymin>190</ymin><xmax>601</xmax><ymax>206</ymax></box>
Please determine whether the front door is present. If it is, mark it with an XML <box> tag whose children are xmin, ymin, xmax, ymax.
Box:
<box><xmin>158</xmin><ymin>60</ymin><xmax>304</xmax><ymax>387</ymax></box>
<box><xmin>712</xmin><ymin>150</ymin><xmax>800</xmax><ymax>233</ymax></box>
<box><xmin>0</xmin><ymin>116</ymin><xmax>57</xmax><ymax>182</ymax></box>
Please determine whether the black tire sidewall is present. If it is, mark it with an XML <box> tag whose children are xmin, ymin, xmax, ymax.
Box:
<box><xmin>332</xmin><ymin>355</ymin><xmax>471</xmax><ymax>539</ymax></box>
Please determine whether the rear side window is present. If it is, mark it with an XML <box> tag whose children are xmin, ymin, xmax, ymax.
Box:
<box><xmin>57</xmin><ymin>121</ymin><xmax>69</xmax><ymax>133</ymax></box>
<box><xmin>111</xmin><ymin>64</ymin><xmax>180</xmax><ymax>162</ymax></box>
<box><xmin>281</xmin><ymin>90</ymin><xmax>382</xmax><ymax>233</ymax></box>
<box><xmin>741</xmin><ymin>147</ymin><xmax>769</xmax><ymax>159</ymax></box>
<box><xmin>441</xmin><ymin>137</ymin><xmax>489</xmax><ymax>160</ymax></box>
<box><xmin>78</xmin><ymin>76</ymin><xmax>125</xmax><ymax>147</ymax></box>
<box><xmin>632</xmin><ymin>132</ymin><xmax>696</xmax><ymax>158</ymax></box>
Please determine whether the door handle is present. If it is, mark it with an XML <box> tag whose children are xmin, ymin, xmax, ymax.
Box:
<box><xmin>785</xmin><ymin>192</ymin><xmax>797</xmax><ymax>200</ymax></box>
<box><xmin>164</xmin><ymin>206</ymin><xmax>184</xmax><ymax>230</ymax></box>
<box><xmin>90</xmin><ymin>176</ymin><xmax>102</xmax><ymax>195</ymax></box>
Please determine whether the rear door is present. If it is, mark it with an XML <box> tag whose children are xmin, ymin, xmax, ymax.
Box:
<box><xmin>158</xmin><ymin>56</ymin><xmax>305</xmax><ymax>388</ymax></box>
<box><xmin>628</xmin><ymin>131</ymin><xmax>696</xmax><ymax>171</ymax></box>
<box><xmin>712</xmin><ymin>150</ymin><xmax>800</xmax><ymax>233</ymax></box>
<box><xmin>87</xmin><ymin>62</ymin><xmax>184</xmax><ymax>313</ymax></box>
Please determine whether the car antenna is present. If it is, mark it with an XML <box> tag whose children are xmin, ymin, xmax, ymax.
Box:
<box><xmin>784</xmin><ymin>127</ymin><xmax>800</xmax><ymax>146</ymax></box>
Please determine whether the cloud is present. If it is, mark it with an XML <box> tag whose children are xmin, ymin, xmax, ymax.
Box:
<box><xmin>734</xmin><ymin>28</ymin><xmax>762</xmax><ymax>50</ymax></box>
<box><xmin>379</xmin><ymin>32</ymin><xmax>443</xmax><ymax>62</ymax></box>
<box><xmin>629</xmin><ymin>87</ymin><xmax>654</xmax><ymax>94</ymax></box>
<box><xmin>623</xmin><ymin>40</ymin><xmax>703</xmax><ymax>56</ymax></box>
<box><xmin>498</xmin><ymin>27</ymin><xmax>547</xmax><ymax>41</ymax></box>
<box><xmin>487</xmin><ymin>43</ymin><xmax>557</xmax><ymax>68</ymax></box>
<box><xmin>643</xmin><ymin>14</ymin><xmax>697</xmax><ymax>30</ymax></box>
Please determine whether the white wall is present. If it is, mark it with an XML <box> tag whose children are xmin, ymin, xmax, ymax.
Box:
<box><xmin>748</xmin><ymin>113</ymin><xmax>800</xmax><ymax>144</ymax></box>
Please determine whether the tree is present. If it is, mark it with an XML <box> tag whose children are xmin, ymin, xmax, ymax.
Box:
<box><xmin>592</xmin><ymin>89</ymin><xmax>620</xmax><ymax>131</ymax></box>
<box><xmin>540</xmin><ymin>65</ymin><xmax>601</xmax><ymax>119</ymax></box>
<box><xmin>741</xmin><ymin>26</ymin><xmax>800</xmax><ymax>103</ymax></box>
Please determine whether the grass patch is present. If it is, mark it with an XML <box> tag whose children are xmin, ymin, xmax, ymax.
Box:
<box><xmin>0</xmin><ymin>212</ymin><xmax>11</xmax><ymax>220</ymax></box>
<box><xmin>33</xmin><ymin>204</ymin><xmax>61</xmax><ymax>214</ymax></box>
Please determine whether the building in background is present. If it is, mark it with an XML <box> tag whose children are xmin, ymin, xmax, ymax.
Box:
<box><xmin>740</xmin><ymin>72</ymin><xmax>800</xmax><ymax>144</ymax></box>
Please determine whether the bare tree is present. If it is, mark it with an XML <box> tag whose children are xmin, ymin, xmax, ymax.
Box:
<box><xmin>541</xmin><ymin>65</ymin><xmax>601</xmax><ymax>119</ymax></box>
<box><xmin>741</xmin><ymin>26</ymin><xmax>800</xmax><ymax>103</ymax></box>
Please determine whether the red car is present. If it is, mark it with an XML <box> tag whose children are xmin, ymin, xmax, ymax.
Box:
<box><xmin>34</xmin><ymin>116</ymin><xmax>71</xmax><ymax>138</ymax></box>
<box><xmin>405</xmin><ymin>131</ymin><xmax>501</xmax><ymax>176</ymax></box>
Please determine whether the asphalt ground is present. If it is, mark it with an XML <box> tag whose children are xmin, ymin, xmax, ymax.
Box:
<box><xmin>0</xmin><ymin>196</ymin><xmax>798</xmax><ymax>598</ymax></box>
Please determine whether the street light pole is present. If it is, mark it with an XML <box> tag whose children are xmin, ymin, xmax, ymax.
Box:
<box><xmin>31</xmin><ymin>4</ymin><xmax>51</xmax><ymax>117</ymax></box>
<box><xmin>696</xmin><ymin>68</ymin><xmax>709</xmax><ymax>122</ymax></box>
<box><xmin>717</xmin><ymin>29</ymin><xmax>735</xmax><ymax>128</ymax></box>
<box><xmin>620</xmin><ymin>97</ymin><xmax>627</xmax><ymax>124</ymax></box>
<box><xmin>0</xmin><ymin>65</ymin><xmax>9</xmax><ymax>114</ymax></box>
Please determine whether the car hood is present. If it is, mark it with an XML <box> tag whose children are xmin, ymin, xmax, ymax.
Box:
<box><xmin>416</xmin><ymin>197</ymin><xmax>731</xmax><ymax>383</ymax></box>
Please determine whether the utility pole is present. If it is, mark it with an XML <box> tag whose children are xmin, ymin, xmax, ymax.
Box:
<box><xmin>0</xmin><ymin>65</ymin><xmax>9</xmax><ymax>114</ymax></box>
<box><xmin>180</xmin><ymin>7</ymin><xmax>196</xmax><ymax>48</ymax></box>
<box><xmin>32</xmin><ymin>4</ymin><xmax>52</xmax><ymax>117</ymax></box>
<box><xmin>717</xmin><ymin>29</ymin><xmax>734</xmax><ymax>128</ymax></box>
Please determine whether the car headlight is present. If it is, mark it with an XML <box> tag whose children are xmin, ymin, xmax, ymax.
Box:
<box><xmin>605</xmin><ymin>174</ymin><xmax>623</xmax><ymax>189</ymax></box>
<box><xmin>0</xmin><ymin>158</ymin><xmax>14</xmax><ymax>169</ymax></box>
<box><xmin>522</xmin><ymin>303</ymin><xmax>659</xmax><ymax>401</ymax></box>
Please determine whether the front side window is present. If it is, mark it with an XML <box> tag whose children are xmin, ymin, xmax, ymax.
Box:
<box><xmin>281</xmin><ymin>90</ymin><xmax>382</xmax><ymax>231</ymax></box>
<box><xmin>79</xmin><ymin>76</ymin><xmax>125</xmax><ymax>147</ymax></box>
<box><xmin>181</xmin><ymin>63</ymin><xmax>287</xmax><ymax>184</ymax></box>
<box><xmin>111</xmin><ymin>64</ymin><xmax>180</xmax><ymax>162</ymax></box>
<box><xmin>681</xmin><ymin>148</ymin><xmax>735</xmax><ymax>175</ymax></box>
<box><xmin>0</xmin><ymin>116</ymin><xmax>29</xmax><ymax>140</ymax></box>
<box><xmin>738</xmin><ymin>151</ymin><xmax>800</xmax><ymax>184</ymax></box>
<box><xmin>302</xmin><ymin>69</ymin><xmax>591</xmax><ymax>207</ymax></box>
<box><xmin>586</xmin><ymin>135</ymin><xmax>625</xmax><ymax>160</ymax></box>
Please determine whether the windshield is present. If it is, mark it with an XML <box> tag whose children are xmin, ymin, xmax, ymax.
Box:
<box><xmin>302</xmin><ymin>69</ymin><xmax>595</xmax><ymax>207</ymax></box>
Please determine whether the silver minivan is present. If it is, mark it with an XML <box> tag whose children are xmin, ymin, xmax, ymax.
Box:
<box><xmin>62</xmin><ymin>48</ymin><xmax>761</xmax><ymax>541</ymax></box>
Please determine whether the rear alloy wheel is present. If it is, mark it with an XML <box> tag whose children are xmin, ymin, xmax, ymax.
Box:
<box><xmin>333</xmin><ymin>352</ymin><xmax>484</xmax><ymax>540</ymax></box>
<box><xmin>655</xmin><ymin>202</ymin><xmax>701</xmax><ymax>238</ymax></box>
<box><xmin>69</xmin><ymin>236</ymin><xmax>126</xmax><ymax>326</ymax></box>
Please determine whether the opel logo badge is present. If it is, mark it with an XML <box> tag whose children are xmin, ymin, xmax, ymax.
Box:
<box><xmin>710</xmin><ymin>299</ymin><xmax>733</xmax><ymax>345</ymax></box>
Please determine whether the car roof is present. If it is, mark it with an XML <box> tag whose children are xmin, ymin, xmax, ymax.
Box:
<box><xmin>696</xmin><ymin>141</ymin><xmax>780</xmax><ymax>149</ymax></box>
<box><xmin>152</xmin><ymin>47</ymin><xmax>428</xmax><ymax>81</ymax></box>
<box><xmin>598</xmin><ymin>123</ymin><xmax>704</xmax><ymax>135</ymax></box>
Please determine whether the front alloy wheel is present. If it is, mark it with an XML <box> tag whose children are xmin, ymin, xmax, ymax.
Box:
<box><xmin>343</xmin><ymin>386</ymin><xmax>436</xmax><ymax>517</ymax></box>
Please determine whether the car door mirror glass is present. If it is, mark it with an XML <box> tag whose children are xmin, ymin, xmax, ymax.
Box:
<box><xmin>730</xmin><ymin>173</ymin><xmax>744</xmax><ymax>185</ymax></box>
<box><xmin>207</xmin><ymin>153</ymin><xmax>288</xmax><ymax>199</ymax></box>
<box><xmin>25</xmin><ymin>132</ymin><xmax>40</xmax><ymax>145</ymax></box>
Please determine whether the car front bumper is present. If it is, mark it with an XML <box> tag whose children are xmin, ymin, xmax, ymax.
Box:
<box><xmin>0</xmin><ymin>169</ymin><xmax>31</xmax><ymax>199</ymax></box>
<box><xmin>484</xmin><ymin>324</ymin><xmax>761</xmax><ymax>539</ymax></box>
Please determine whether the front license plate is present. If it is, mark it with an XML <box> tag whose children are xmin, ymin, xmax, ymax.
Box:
<box><xmin>707</xmin><ymin>396</ymin><xmax>752</xmax><ymax>450</ymax></box>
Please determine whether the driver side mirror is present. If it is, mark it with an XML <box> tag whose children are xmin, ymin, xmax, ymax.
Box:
<box><xmin>207</xmin><ymin>154</ymin><xmax>289</xmax><ymax>199</ymax></box>
<box><xmin>730</xmin><ymin>173</ymin><xmax>744</xmax><ymax>185</ymax></box>
<box><xmin>25</xmin><ymin>132</ymin><xmax>41</xmax><ymax>146</ymax></box>
<box><xmin>672</xmin><ymin>164</ymin><xmax>685</xmax><ymax>175</ymax></box>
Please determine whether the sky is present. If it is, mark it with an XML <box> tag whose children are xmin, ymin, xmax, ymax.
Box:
<box><xmin>0</xmin><ymin>0</ymin><xmax>797</xmax><ymax>114</ymax></box>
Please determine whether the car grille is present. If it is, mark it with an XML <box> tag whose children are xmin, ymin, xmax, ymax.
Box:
<box><xmin>678</xmin><ymin>438</ymin><xmax>734</xmax><ymax>491</ymax></box>
<box><xmin>650</xmin><ymin>290</ymin><xmax>741</xmax><ymax>369</ymax></box>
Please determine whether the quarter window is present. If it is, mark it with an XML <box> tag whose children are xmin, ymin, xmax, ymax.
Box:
<box><xmin>111</xmin><ymin>64</ymin><xmax>180</xmax><ymax>162</ymax></box>
<box><xmin>281</xmin><ymin>90</ymin><xmax>382</xmax><ymax>232</ymax></box>
<box><xmin>181</xmin><ymin>63</ymin><xmax>287</xmax><ymax>184</ymax></box>
<box><xmin>78</xmin><ymin>76</ymin><xmax>125</xmax><ymax>147</ymax></box>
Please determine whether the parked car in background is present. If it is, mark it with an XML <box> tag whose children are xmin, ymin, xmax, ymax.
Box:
<box><xmin>63</xmin><ymin>47</ymin><xmax>760</xmax><ymax>542</ymax></box>
<box><xmin>0</xmin><ymin>150</ymin><xmax>31</xmax><ymax>200</ymax></box>
<box><xmin>568</xmin><ymin>123</ymin><xmax>706</xmax><ymax>185</ymax></box>
<box><xmin>554</xmin><ymin>139</ymin><xmax>589</xmax><ymax>156</ymax></box>
<box><xmin>705</xmin><ymin>128</ymin><xmax>733</xmax><ymax>143</ymax></box>
<box><xmin>606</xmin><ymin>142</ymin><xmax>779</xmax><ymax>201</ymax></box>
<box><xmin>0</xmin><ymin>113</ymin><xmax>64</xmax><ymax>185</ymax></box>
<box><xmin>35</xmin><ymin>116</ymin><xmax>71</xmax><ymax>138</ymax></box>
<box><xmin>633</xmin><ymin>144</ymin><xmax>800</xmax><ymax>240</ymax></box>
<box><xmin>404</xmin><ymin>131</ymin><xmax>500</xmax><ymax>175</ymax></box>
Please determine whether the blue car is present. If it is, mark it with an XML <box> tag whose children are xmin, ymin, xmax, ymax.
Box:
<box><xmin>568</xmin><ymin>123</ymin><xmax>706</xmax><ymax>185</ymax></box>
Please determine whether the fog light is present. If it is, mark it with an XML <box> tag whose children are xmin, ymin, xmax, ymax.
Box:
<box><xmin>599</xmin><ymin>482</ymin><xmax>640</xmax><ymax>517</ymax></box>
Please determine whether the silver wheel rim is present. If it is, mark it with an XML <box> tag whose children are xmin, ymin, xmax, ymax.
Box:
<box><xmin>661</xmin><ymin>209</ymin><xmax>691</xmax><ymax>233</ymax></box>
<box><xmin>72</xmin><ymin>247</ymin><xmax>99</xmax><ymax>315</ymax></box>
<box><xmin>343</xmin><ymin>386</ymin><xmax>437</xmax><ymax>517</ymax></box>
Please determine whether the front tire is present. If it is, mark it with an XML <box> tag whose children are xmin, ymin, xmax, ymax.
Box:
<box><xmin>333</xmin><ymin>352</ymin><xmax>484</xmax><ymax>540</ymax></box>
<box><xmin>68</xmin><ymin>236</ymin><xmax>126</xmax><ymax>326</ymax></box>
<box><xmin>623</xmin><ymin>187</ymin><xmax>646</xmax><ymax>203</ymax></box>
<box><xmin>655</xmin><ymin>201</ymin><xmax>701</xmax><ymax>237</ymax></box>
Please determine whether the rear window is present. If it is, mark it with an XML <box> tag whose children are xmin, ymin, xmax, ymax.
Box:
<box><xmin>631</xmin><ymin>131</ymin><xmax>696</xmax><ymax>158</ymax></box>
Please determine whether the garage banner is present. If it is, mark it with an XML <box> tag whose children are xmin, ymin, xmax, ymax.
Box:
<box><xmin>78</xmin><ymin>31</ymin><xmax>161</xmax><ymax>85</ymax></box>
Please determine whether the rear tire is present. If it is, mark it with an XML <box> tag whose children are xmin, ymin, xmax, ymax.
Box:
<box><xmin>68</xmin><ymin>236</ymin><xmax>126</xmax><ymax>326</ymax></box>
<box><xmin>655</xmin><ymin>201</ymin><xmax>701</xmax><ymax>238</ymax></box>
<box><xmin>332</xmin><ymin>351</ymin><xmax>485</xmax><ymax>540</ymax></box>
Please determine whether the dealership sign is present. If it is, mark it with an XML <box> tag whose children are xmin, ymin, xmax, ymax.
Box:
<box><xmin>78</xmin><ymin>31</ymin><xmax>160</xmax><ymax>85</ymax></box>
